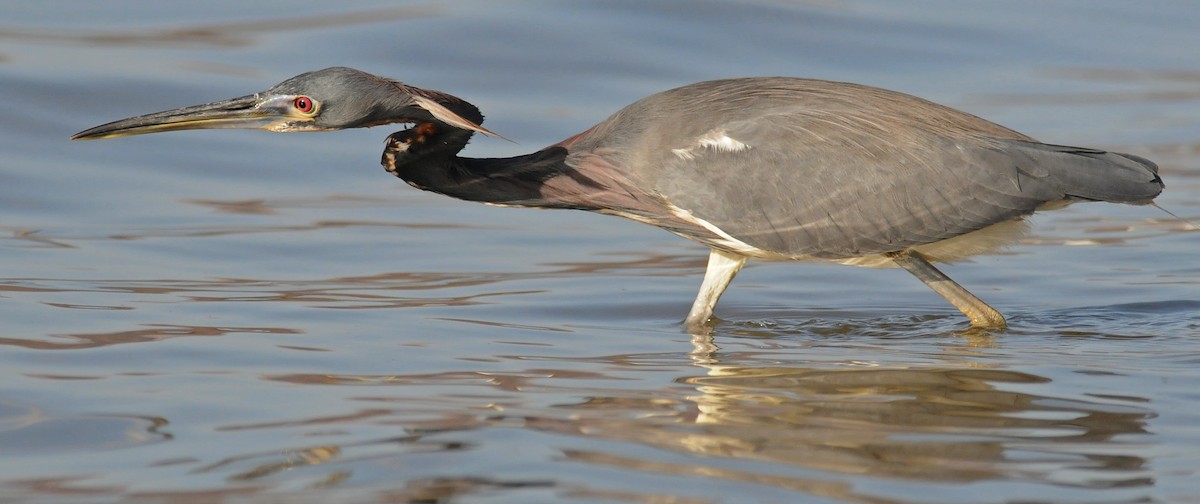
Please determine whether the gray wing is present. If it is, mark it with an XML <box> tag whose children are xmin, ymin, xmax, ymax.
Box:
<box><xmin>562</xmin><ymin>78</ymin><xmax>1162</xmax><ymax>259</ymax></box>
<box><xmin>652</xmin><ymin>117</ymin><xmax>1158</xmax><ymax>258</ymax></box>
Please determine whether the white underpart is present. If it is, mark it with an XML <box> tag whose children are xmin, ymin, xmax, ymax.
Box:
<box><xmin>838</xmin><ymin>219</ymin><xmax>1032</xmax><ymax>267</ymax></box>
<box><xmin>672</xmin><ymin>129</ymin><xmax>751</xmax><ymax>160</ymax></box>
<box><xmin>663</xmin><ymin>201</ymin><xmax>1031</xmax><ymax>267</ymax></box>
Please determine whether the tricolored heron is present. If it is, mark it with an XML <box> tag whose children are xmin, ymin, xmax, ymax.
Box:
<box><xmin>73</xmin><ymin>67</ymin><xmax>1163</xmax><ymax>329</ymax></box>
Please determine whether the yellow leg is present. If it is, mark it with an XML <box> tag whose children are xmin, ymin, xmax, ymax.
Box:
<box><xmin>889</xmin><ymin>250</ymin><xmax>1007</xmax><ymax>329</ymax></box>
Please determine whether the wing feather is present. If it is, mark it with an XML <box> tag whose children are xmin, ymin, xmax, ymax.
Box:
<box><xmin>559</xmin><ymin>77</ymin><xmax>1162</xmax><ymax>260</ymax></box>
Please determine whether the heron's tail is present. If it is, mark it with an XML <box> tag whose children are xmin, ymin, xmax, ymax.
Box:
<box><xmin>999</xmin><ymin>139</ymin><xmax>1163</xmax><ymax>204</ymax></box>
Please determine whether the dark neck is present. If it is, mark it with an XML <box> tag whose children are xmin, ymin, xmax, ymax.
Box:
<box><xmin>382</xmin><ymin>126</ymin><xmax>580</xmax><ymax>208</ymax></box>
<box><xmin>378</xmin><ymin>87</ymin><xmax>591</xmax><ymax>208</ymax></box>
<box><xmin>408</xmin><ymin>148</ymin><xmax>578</xmax><ymax>206</ymax></box>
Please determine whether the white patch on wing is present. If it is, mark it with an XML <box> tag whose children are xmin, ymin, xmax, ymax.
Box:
<box><xmin>697</xmin><ymin>131</ymin><xmax>750</xmax><ymax>152</ymax></box>
<box><xmin>671</xmin><ymin>129</ymin><xmax>751</xmax><ymax>160</ymax></box>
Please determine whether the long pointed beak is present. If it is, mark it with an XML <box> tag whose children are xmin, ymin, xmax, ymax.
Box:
<box><xmin>71</xmin><ymin>94</ymin><xmax>306</xmax><ymax>140</ymax></box>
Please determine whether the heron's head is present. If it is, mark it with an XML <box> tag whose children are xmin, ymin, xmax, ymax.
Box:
<box><xmin>72</xmin><ymin>67</ymin><xmax>498</xmax><ymax>140</ymax></box>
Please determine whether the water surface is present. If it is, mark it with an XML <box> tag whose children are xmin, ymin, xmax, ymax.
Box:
<box><xmin>1</xmin><ymin>1</ymin><xmax>1198</xmax><ymax>503</ymax></box>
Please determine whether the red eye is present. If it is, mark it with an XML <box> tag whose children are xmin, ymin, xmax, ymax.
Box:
<box><xmin>293</xmin><ymin>96</ymin><xmax>315</xmax><ymax>113</ymax></box>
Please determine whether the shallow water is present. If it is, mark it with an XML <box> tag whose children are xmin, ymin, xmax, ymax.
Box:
<box><xmin>2</xmin><ymin>1</ymin><xmax>1199</xmax><ymax>503</ymax></box>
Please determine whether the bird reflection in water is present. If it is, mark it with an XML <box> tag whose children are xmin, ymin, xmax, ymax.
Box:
<box><xmin>553</xmin><ymin>364</ymin><xmax>1153</xmax><ymax>493</ymax></box>
<box><xmin>156</xmin><ymin>347</ymin><xmax>1157</xmax><ymax>501</ymax></box>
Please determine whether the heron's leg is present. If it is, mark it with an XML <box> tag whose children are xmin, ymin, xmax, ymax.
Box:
<box><xmin>685</xmin><ymin>249</ymin><xmax>747</xmax><ymax>328</ymax></box>
<box><xmin>889</xmin><ymin>250</ymin><xmax>1007</xmax><ymax>329</ymax></box>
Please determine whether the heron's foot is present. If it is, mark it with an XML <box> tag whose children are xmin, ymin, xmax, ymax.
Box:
<box><xmin>683</xmin><ymin>313</ymin><xmax>716</xmax><ymax>332</ymax></box>
<box><xmin>889</xmin><ymin>250</ymin><xmax>1007</xmax><ymax>329</ymax></box>
<box><xmin>963</xmin><ymin>302</ymin><xmax>1007</xmax><ymax>329</ymax></box>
